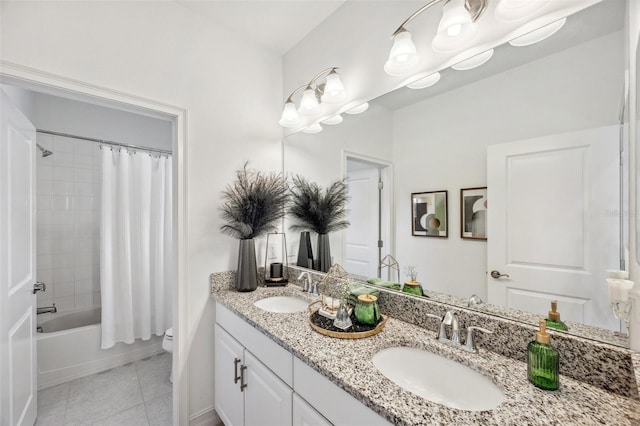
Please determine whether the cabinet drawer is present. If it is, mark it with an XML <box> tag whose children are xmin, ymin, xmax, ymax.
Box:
<box><xmin>293</xmin><ymin>357</ymin><xmax>391</xmax><ymax>426</ymax></box>
<box><xmin>217</xmin><ymin>302</ymin><xmax>293</xmax><ymax>386</ymax></box>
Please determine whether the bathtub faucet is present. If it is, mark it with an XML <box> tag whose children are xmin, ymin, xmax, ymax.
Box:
<box><xmin>37</xmin><ymin>304</ymin><xmax>57</xmax><ymax>315</ymax></box>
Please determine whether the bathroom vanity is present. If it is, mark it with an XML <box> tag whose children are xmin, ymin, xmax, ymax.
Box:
<box><xmin>211</xmin><ymin>274</ymin><xmax>640</xmax><ymax>425</ymax></box>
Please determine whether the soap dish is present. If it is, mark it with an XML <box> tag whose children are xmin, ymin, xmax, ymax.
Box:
<box><xmin>307</xmin><ymin>301</ymin><xmax>387</xmax><ymax>339</ymax></box>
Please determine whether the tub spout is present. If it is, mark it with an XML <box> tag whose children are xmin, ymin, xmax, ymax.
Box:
<box><xmin>37</xmin><ymin>304</ymin><xmax>57</xmax><ymax>315</ymax></box>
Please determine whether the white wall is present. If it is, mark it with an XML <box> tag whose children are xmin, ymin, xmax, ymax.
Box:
<box><xmin>393</xmin><ymin>31</ymin><xmax>624</xmax><ymax>300</ymax></box>
<box><xmin>284</xmin><ymin>102</ymin><xmax>393</xmax><ymax>267</ymax></box>
<box><xmin>0</xmin><ymin>84</ymin><xmax>36</xmax><ymax>120</ymax></box>
<box><xmin>32</xmin><ymin>92</ymin><xmax>173</xmax><ymax>151</ymax></box>
<box><xmin>0</xmin><ymin>1</ymin><xmax>282</xmax><ymax>421</ymax></box>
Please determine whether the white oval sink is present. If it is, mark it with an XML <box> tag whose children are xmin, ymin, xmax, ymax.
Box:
<box><xmin>253</xmin><ymin>296</ymin><xmax>309</xmax><ymax>313</ymax></box>
<box><xmin>372</xmin><ymin>347</ymin><xmax>504</xmax><ymax>411</ymax></box>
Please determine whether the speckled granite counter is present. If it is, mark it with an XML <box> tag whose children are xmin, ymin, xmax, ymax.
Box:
<box><xmin>211</xmin><ymin>281</ymin><xmax>640</xmax><ymax>425</ymax></box>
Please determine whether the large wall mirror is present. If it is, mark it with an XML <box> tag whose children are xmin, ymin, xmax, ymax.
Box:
<box><xmin>283</xmin><ymin>0</ymin><xmax>628</xmax><ymax>345</ymax></box>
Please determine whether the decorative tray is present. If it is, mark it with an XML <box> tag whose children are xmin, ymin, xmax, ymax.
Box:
<box><xmin>307</xmin><ymin>301</ymin><xmax>387</xmax><ymax>339</ymax></box>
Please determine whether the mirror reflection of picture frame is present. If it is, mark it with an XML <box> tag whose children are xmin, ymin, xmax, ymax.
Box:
<box><xmin>460</xmin><ymin>187</ymin><xmax>487</xmax><ymax>240</ymax></box>
<box><xmin>411</xmin><ymin>191</ymin><xmax>448</xmax><ymax>238</ymax></box>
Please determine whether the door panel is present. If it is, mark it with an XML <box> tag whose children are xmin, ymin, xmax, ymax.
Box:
<box><xmin>214</xmin><ymin>325</ymin><xmax>244</xmax><ymax>426</ymax></box>
<box><xmin>244</xmin><ymin>350</ymin><xmax>292</xmax><ymax>426</ymax></box>
<box><xmin>488</xmin><ymin>125</ymin><xmax>619</xmax><ymax>330</ymax></box>
<box><xmin>1</xmin><ymin>91</ymin><xmax>37</xmax><ymax>426</ymax></box>
<box><xmin>345</xmin><ymin>168</ymin><xmax>379</xmax><ymax>277</ymax></box>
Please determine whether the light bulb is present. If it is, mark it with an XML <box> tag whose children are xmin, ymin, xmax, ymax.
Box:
<box><xmin>302</xmin><ymin>123</ymin><xmax>322</xmax><ymax>134</ymax></box>
<box><xmin>384</xmin><ymin>30</ymin><xmax>419</xmax><ymax>76</ymax></box>
<box><xmin>300</xmin><ymin>86</ymin><xmax>319</xmax><ymax>113</ymax></box>
<box><xmin>321</xmin><ymin>71</ymin><xmax>346</xmax><ymax>104</ymax></box>
<box><xmin>321</xmin><ymin>114</ymin><xmax>343</xmax><ymax>125</ymax></box>
<box><xmin>451</xmin><ymin>49</ymin><xmax>494</xmax><ymax>71</ymax></box>
<box><xmin>278</xmin><ymin>101</ymin><xmax>300</xmax><ymax>128</ymax></box>
<box><xmin>406</xmin><ymin>72</ymin><xmax>441</xmax><ymax>90</ymax></box>
<box><xmin>509</xmin><ymin>18</ymin><xmax>566</xmax><ymax>47</ymax></box>
<box><xmin>345</xmin><ymin>103</ymin><xmax>369</xmax><ymax>115</ymax></box>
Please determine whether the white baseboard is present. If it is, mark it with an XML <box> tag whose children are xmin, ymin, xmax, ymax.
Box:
<box><xmin>189</xmin><ymin>406</ymin><xmax>221</xmax><ymax>426</ymax></box>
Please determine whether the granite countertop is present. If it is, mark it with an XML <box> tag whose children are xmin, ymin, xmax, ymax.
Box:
<box><xmin>212</xmin><ymin>284</ymin><xmax>640</xmax><ymax>425</ymax></box>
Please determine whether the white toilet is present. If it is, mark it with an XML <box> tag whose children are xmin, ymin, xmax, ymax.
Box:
<box><xmin>162</xmin><ymin>327</ymin><xmax>174</xmax><ymax>383</ymax></box>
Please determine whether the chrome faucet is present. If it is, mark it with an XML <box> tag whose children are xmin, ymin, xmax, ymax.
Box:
<box><xmin>297</xmin><ymin>271</ymin><xmax>317</xmax><ymax>295</ymax></box>
<box><xmin>440</xmin><ymin>310</ymin><xmax>460</xmax><ymax>345</ymax></box>
<box><xmin>37</xmin><ymin>304</ymin><xmax>57</xmax><ymax>315</ymax></box>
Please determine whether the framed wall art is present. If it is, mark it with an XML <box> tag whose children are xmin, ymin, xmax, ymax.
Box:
<box><xmin>411</xmin><ymin>191</ymin><xmax>448</xmax><ymax>237</ymax></box>
<box><xmin>460</xmin><ymin>187</ymin><xmax>487</xmax><ymax>240</ymax></box>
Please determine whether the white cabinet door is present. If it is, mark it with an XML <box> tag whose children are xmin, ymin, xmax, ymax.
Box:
<box><xmin>293</xmin><ymin>394</ymin><xmax>331</xmax><ymax>426</ymax></box>
<box><xmin>244</xmin><ymin>350</ymin><xmax>292</xmax><ymax>426</ymax></box>
<box><xmin>487</xmin><ymin>125</ymin><xmax>619</xmax><ymax>330</ymax></box>
<box><xmin>215</xmin><ymin>325</ymin><xmax>244</xmax><ymax>426</ymax></box>
<box><xmin>0</xmin><ymin>91</ymin><xmax>37</xmax><ymax>426</ymax></box>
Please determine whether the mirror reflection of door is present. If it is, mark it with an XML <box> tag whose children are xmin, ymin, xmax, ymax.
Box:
<box><xmin>345</xmin><ymin>157</ymin><xmax>391</xmax><ymax>278</ymax></box>
<box><xmin>487</xmin><ymin>125</ymin><xmax>620</xmax><ymax>331</ymax></box>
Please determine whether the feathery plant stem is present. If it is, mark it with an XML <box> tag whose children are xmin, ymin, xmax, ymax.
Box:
<box><xmin>288</xmin><ymin>175</ymin><xmax>350</xmax><ymax>235</ymax></box>
<box><xmin>220</xmin><ymin>163</ymin><xmax>288</xmax><ymax>239</ymax></box>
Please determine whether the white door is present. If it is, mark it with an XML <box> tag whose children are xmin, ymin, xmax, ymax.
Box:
<box><xmin>345</xmin><ymin>167</ymin><xmax>380</xmax><ymax>277</ymax></box>
<box><xmin>0</xmin><ymin>91</ymin><xmax>38</xmax><ymax>425</ymax></box>
<box><xmin>214</xmin><ymin>325</ymin><xmax>244</xmax><ymax>426</ymax></box>
<box><xmin>487</xmin><ymin>125</ymin><xmax>619</xmax><ymax>330</ymax></box>
<box><xmin>244</xmin><ymin>350</ymin><xmax>292</xmax><ymax>426</ymax></box>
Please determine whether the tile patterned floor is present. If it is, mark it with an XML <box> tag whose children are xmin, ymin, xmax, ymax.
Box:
<box><xmin>36</xmin><ymin>353</ymin><xmax>172</xmax><ymax>426</ymax></box>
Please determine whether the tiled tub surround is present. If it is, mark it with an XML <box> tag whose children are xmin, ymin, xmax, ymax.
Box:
<box><xmin>210</xmin><ymin>279</ymin><xmax>640</xmax><ymax>425</ymax></box>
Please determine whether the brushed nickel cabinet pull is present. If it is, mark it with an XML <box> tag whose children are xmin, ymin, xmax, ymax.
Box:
<box><xmin>234</xmin><ymin>358</ymin><xmax>241</xmax><ymax>384</ymax></box>
<box><xmin>240</xmin><ymin>365</ymin><xmax>247</xmax><ymax>391</ymax></box>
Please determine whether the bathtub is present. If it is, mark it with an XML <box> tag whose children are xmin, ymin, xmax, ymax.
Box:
<box><xmin>37</xmin><ymin>307</ymin><xmax>163</xmax><ymax>390</ymax></box>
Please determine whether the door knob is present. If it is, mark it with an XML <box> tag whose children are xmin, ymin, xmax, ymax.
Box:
<box><xmin>490</xmin><ymin>270</ymin><xmax>509</xmax><ymax>279</ymax></box>
<box><xmin>33</xmin><ymin>282</ymin><xmax>46</xmax><ymax>294</ymax></box>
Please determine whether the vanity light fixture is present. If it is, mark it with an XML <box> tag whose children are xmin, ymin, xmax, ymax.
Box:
<box><xmin>321</xmin><ymin>114</ymin><xmax>344</xmax><ymax>125</ymax></box>
<box><xmin>494</xmin><ymin>0</ymin><xmax>552</xmax><ymax>23</ymax></box>
<box><xmin>345</xmin><ymin>102</ymin><xmax>369</xmax><ymax>115</ymax></box>
<box><xmin>385</xmin><ymin>0</ymin><xmax>488</xmax><ymax>76</ymax></box>
<box><xmin>279</xmin><ymin>67</ymin><xmax>346</xmax><ymax>128</ymax></box>
<box><xmin>406</xmin><ymin>72</ymin><xmax>441</xmax><ymax>89</ymax></box>
<box><xmin>508</xmin><ymin>17</ymin><xmax>566</xmax><ymax>47</ymax></box>
<box><xmin>451</xmin><ymin>48</ymin><xmax>494</xmax><ymax>70</ymax></box>
<box><xmin>302</xmin><ymin>123</ymin><xmax>323</xmax><ymax>134</ymax></box>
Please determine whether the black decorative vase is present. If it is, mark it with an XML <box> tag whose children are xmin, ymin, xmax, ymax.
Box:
<box><xmin>316</xmin><ymin>233</ymin><xmax>332</xmax><ymax>273</ymax></box>
<box><xmin>236</xmin><ymin>238</ymin><xmax>258</xmax><ymax>292</ymax></box>
<box><xmin>296</xmin><ymin>231</ymin><xmax>314</xmax><ymax>269</ymax></box>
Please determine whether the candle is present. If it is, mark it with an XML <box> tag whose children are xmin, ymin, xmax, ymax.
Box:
<box><xmin>270</xmin><ymin>262</ymin><xmax>283</xmax><ymax>279</ymax></box>
<box><xmin>607</xmin><ymin>278</ymin><xmax>634</xmax><ymax>303</ymax></box>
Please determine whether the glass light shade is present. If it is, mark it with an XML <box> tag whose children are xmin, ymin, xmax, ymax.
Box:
<box><xmin>345</xmin><ymin>103</ymin><xmax>369</xmax><ymax>115</ymax></box>
<box><xmin>300</xmin><ymin>87</ymin><xmax>319</xmax><ymax>113</ymax></box>
<box><xmin>384</xmin><ymin>31</ymin><xmax>420</xmax><ymax>76</ymax></box>
<box><xmin>406</xmin><ymin>72</ymin><xmax>441</xmax><ymax>90</ymax></box>
<box><xmin>321</xmin><ymin>114</ymin><xmax>343</xmax><ymax>125</ymax></box>
<box><xmin>509</xmin><ymin>18</ymin><xmax>566</xmax><ymax>47</ymax></box>
<box><xmin>494</xmin><ymin>0</ymin><xmax>551</xmax><ymax>22</ymax></box>
<box><xmin>451</xmin><ymin>49</ymin><xmax>494</xmax><ymax>71</ymax></box>
<box><xmin>437</xmin><ymin>0</ymin><xmax>472</xmax><ymax>36</ymax></box>
<box><xmin>431</xmin><ymin>0</ymin><xmax>477</xmax><ymax>53</ymax></box>
<box><xmin>321</xmin><ymin>73</ymin><xmax>346</xmax><ymax>104</ymax></box>
<box><xmin>278</xmin><ymin>101</ymin><xmax>300</xmax><ymax>128</ymax></box>
<box><xmin>302</xmin><ymin>123</ymin><xmax>322</xmax><ymax>134</ymax></box>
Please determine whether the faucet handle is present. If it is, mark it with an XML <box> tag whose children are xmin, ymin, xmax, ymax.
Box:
<box><xmin>425</xmin><ymin>314</ymin><xmax>443</xmax><ymax>338</ymax></box>
<box><xmin>464</xmin><ymin>326</ymin><xmax>493</xmax><ymax>353</ymax></box>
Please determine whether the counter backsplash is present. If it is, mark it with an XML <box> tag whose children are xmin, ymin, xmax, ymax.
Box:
<box><xmin>210</xmin><ymin>266</ymin><xmax>640</xmax><ymax>400</ymax></box>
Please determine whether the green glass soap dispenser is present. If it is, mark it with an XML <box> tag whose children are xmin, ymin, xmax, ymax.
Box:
<box><xmin>545</xmin><ymin>300</ymin><xmax>568</xmax><ymax>331</ymax></box>
<box><xmin>527</xmin><ymin>320</ymin><xmax>559</xmax><ymax>391</ymax></box>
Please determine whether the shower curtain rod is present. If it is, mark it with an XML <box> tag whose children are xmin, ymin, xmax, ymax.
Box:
<box><xmin>36</xmin><ymin>129</ymin><xmax>172</xmax><ymax>155</ymax></box>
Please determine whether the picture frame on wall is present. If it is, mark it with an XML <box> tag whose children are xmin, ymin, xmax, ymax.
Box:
<box><xmin>411</xmin><ymin>191</ymin><xmax>448</xmax><ymax>237</ymax></box>
<box><xmin>460</xmin><ymin>187</ymin><xmax>487</xmax><ymax>240</ymax></box>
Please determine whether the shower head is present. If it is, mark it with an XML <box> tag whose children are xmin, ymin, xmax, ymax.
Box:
<box><xmin>36</xmin><ymin>144</ymin><xmax>53</xmax><ymax>157</ymax></box>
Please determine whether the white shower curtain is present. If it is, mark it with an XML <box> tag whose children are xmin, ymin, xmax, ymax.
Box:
<box><xmin>100</xmin><ymin>147</ymin><xmax>173</xmax><ymax>349</ymax></box>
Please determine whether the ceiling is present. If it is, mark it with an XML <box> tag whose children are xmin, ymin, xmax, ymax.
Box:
<box><xmin>175</xmin><ymin>0</ymin><xmax>347</xmax><ymax>55</ymax></box>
